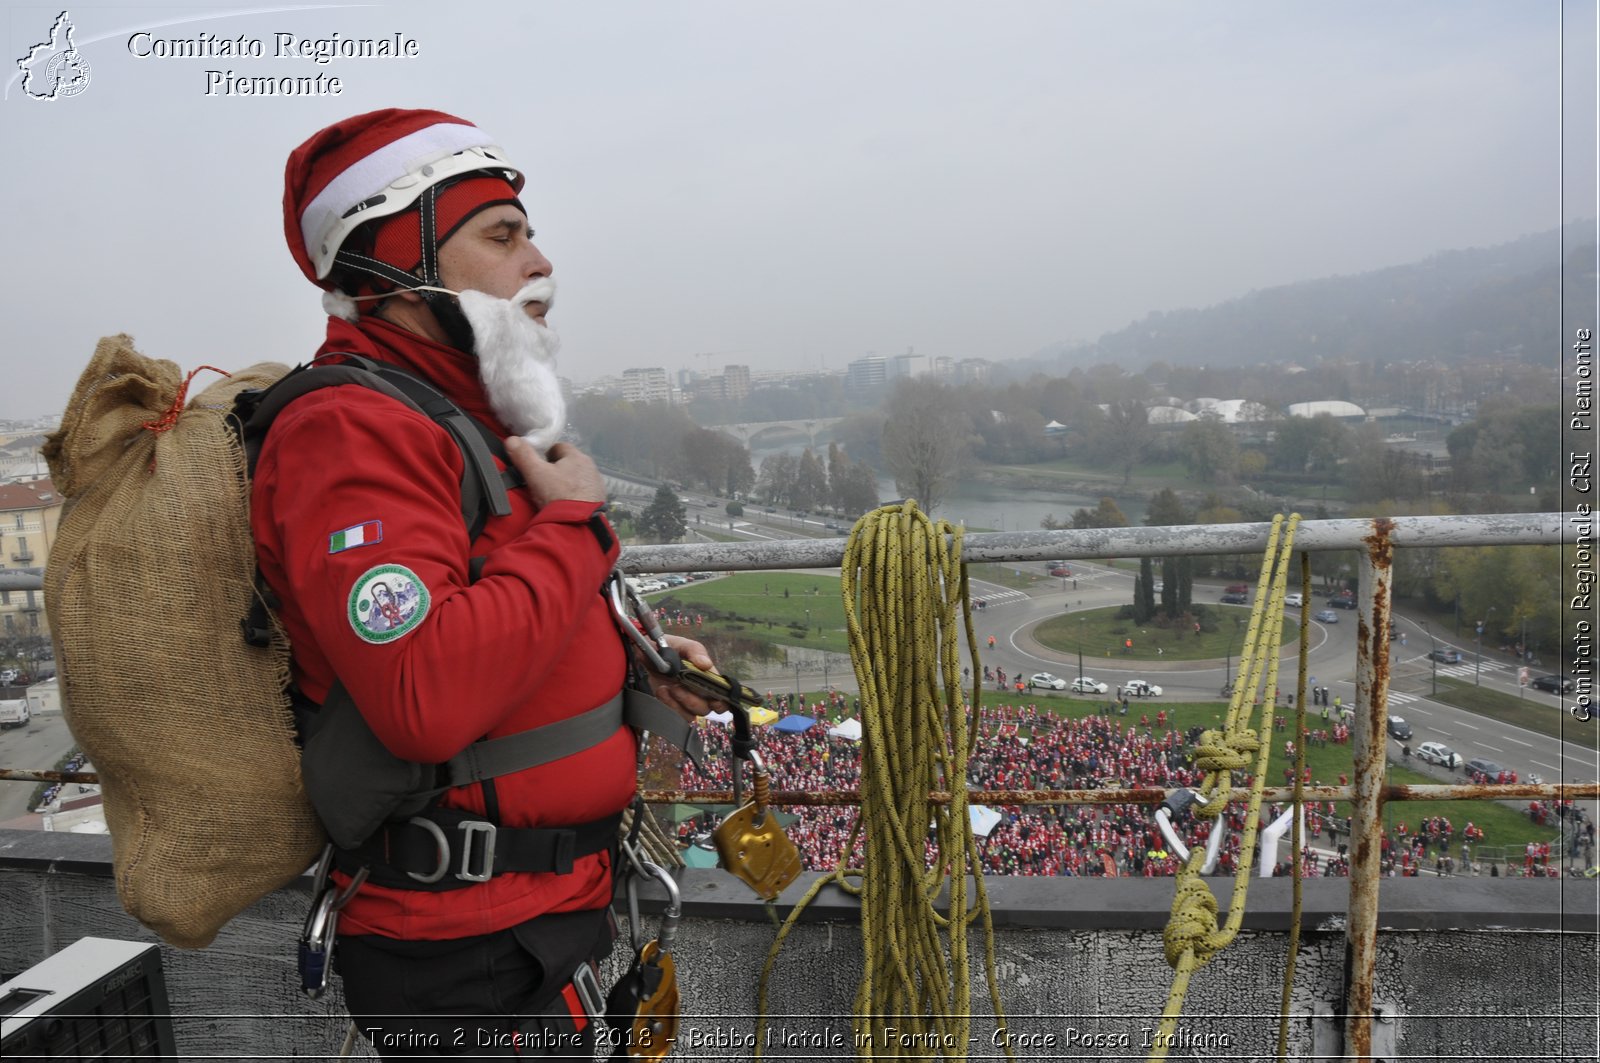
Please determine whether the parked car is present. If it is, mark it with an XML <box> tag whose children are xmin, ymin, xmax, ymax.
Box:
<box><xmin>1427</xmin><ymin>648</ymin><xmax>1463</xmax><ymax>664</ymax></box>
<box><xmin>1221</xmin><ymin>592</ymin><xmax>1248</xmax><ymax>604</ymax></box>
<box><xmin>1119</xmin><ymin>679</ymin><xmax>1163</xmax><ymax>698</ymax></box>
<box><xmin>1029</xmin><ymin>672</ymin><xmax>1067</xmax><ymax>690</ymax></box>
<box><xmin>0</xmin><ymin>699</ymin><xmax>29</xmax><ymax>729</ymax></box>
<box><xmin>1283</xmin><ymin>593</ymin><xmax>1304</xmax><ymax>607</ymax></box>
<box><xmin>1415</xmin><ymin>741</ymin><xmax>1461</xmax><ymax>769</ymax></box>
<box><xmin>1070</xmin><ymin>676</ymin><xmax>1108</xmax><ymax>694</ymax></box>
<box><xmin>638</xmin><ymin>579</ymin><xmax>667</xmax><ymax>593</ymax></box>
<box><xmin>1530</xmin><ymin>674</ymin><xmax>1575</xmax><ymax>693</ymax></box>
<box><xmin>1314</xmin><ymin>609</ymin><xmax>1339</xmax><ymax>623</ymax></box>
<box><xmin>1047</xmin><ymin>561</ymin><xmax>1071</xmax><ymax>577</ymax></box>
<box><xmin>661</xmin><ymin>574</ymin><xmax>689</xmax><ymax>586</ymax></box>
<box><xmin>1386</xmin><ymin>717</ymin><xmax>1413</xmax><ymax>740</ymax></box>
<box><xmin>1465</xmin><ymin>757</ymin><xmax>1506</xmax><ymax>778</ymax></box>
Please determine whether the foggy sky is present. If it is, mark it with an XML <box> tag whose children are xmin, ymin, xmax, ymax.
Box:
<box><xmin>1</xmin><ymin>0</ymin><xmax>1594</xmax><ymax>421</ymax></box>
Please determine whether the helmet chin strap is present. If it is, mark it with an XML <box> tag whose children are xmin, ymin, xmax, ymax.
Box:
<box><xmin>329</xmin><ymin>177</ymin><xmax>480</xmax><ymax>356</ymax></box>
<box><xmin>414</xmin><ymin>181</ymin><xmax>479</xmax><ymax>354</ymax></box>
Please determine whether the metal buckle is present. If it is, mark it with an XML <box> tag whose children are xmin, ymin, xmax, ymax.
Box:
<box><xmin>457</xmin><ymin>820</ymin><xmax>497</xmax><ymax>882</ymax></box>
<box><xmin>572</xmin><ymin>961</ymin><xmax>607</xmax><ymax>1025</ymax></box>
<box><xmin>405</xmin><ymin>816</ymin><xmax>450</xmax><ymax>884</ymax></box>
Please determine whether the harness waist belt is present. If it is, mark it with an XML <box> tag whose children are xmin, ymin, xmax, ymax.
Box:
<box><xmin>339</xmin><ymin>809</ymin><xmax>623</xmax><ymax>892</ymax></box>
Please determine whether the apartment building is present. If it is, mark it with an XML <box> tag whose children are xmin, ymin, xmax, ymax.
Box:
<box><xmin>0</xmin><ymin>479</ymin><xmax>61</xmax><ymax>638</ymax></box>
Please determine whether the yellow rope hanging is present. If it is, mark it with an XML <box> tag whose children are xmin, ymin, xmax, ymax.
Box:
<box><xmin>1276</xmin><ymin>552</ymin><xmax>1313</xmax><ymax>1059</ymax></box>
<box><xmin>1150</xmin><ymin>513</ymin><xmax>1302</xmax><ymax>1061</ymax></box>
<box><xmin>753</xmin><ymin>500</ymin><xmax>1012</xmax><ymax>1061</ymax></box>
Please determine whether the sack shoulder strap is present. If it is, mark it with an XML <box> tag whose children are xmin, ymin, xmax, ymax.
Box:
<box><xmin>235</xmin><ymin>355</ymin><xmax>518</xmax><ymax>540</ymax></box>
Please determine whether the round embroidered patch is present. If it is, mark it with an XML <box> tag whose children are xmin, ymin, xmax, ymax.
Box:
<box><xmin>347</xmin><ymin>564</ymin><xmax>430</xmax><ymax>644</ymax></box>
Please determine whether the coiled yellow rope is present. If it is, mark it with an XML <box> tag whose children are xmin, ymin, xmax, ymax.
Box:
<box><xmin>1150</xmin><ymin>513</ymin><xmax>1301</xmax><ymax>1061</ymax></box>
<box><xmin>754</xmin><ymin>500</ymin><xmax>1011</xmax><ymax>1061</ymax></box>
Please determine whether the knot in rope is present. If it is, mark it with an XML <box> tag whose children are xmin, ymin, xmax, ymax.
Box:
<box><xmin>1163</xmin><ymin>876</ymin><xmax>1221</xmax><ymax>968</ymax></box>
<box><xmin>1190</xmin><ymin>727</ymin><xmax>1260</xmax><ymax>775</ymax></box>
<box><xmin>141</xmin><ymin>365</ymin><xmax>231</xmax><ymax>434</ymax></box>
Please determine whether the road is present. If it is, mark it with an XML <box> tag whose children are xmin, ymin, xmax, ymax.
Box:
<box><xmin>959</xmin><ymin>556</ymin><xmax>1598</xmax><ymax>825</ymax></box>
<box><xmin>0</xmin><ymin>709</ymin><xmax>76</xmax><ymax>823</ymax></box>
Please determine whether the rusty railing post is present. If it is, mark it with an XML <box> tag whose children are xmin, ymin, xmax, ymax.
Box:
<box><xmin>1343</xmin><ymin>519</ymin><xmax>1395</xmax><ymax>1059</ymax></box>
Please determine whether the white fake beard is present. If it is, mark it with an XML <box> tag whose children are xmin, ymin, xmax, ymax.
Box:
<box><xmin>457</xmin><ymin>278</ymin><xmax>567</xmax><ymax>452</ymax></box>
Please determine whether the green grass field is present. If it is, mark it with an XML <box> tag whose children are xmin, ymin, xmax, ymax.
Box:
<box><xmin>651</xmin><ymin>572</ymin><xmax>849</xmax><ymax>654</ymax></box>
<box><xmin>1033</xmin><ymin>604</ymin><xmax>1300</xmax><ymax>662</ymax></box>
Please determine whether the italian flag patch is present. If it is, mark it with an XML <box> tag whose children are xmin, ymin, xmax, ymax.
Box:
<box><xmin>329</xmin><ymin>520</ymin><xmax>383</xmax><ymax>554</ymax></box>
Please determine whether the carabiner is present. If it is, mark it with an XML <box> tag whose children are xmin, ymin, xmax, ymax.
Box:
<box><xmin>298</xmin><ymin>845</ymin><xmax>369</xmax><ymax>1000</ymax></box>
<box><xmin>607</xmin><ymin>571</ymin><xmax>679</xmax><ymax>676</ymax></box>
<box><xmin>622</xmin><ymin>842</ymin><xmax>682</xmax><ymax>955</ymax></box>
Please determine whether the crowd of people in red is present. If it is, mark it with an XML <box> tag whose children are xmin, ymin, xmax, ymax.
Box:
<box><xmin>660</xmin><ymin>695</ymin><xmax>1594</xmax><ymax>879</ymax></box>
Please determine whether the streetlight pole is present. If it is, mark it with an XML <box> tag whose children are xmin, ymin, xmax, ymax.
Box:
<box><xmin>1076</xmin><ymin>616</ymin><xmax>1085</xmax><ymax>683</ymax></box>
<box><xmin>1476</xmin><ymin>606</ymin><xmax>1496</xmax><ymax>687</ymax></box>
<box><xmin>1517</xmin><ymin>615</ymin><xmax>1526</xmax><ymax>699</ymax></box>
<box><xmin>1225</xmin><ymin>617</ymin><xmax>1242</xmax><ymax>692</ymax></box>
<box><xmin>1422</xmin><ymin>620</ymin><xmax>1437</xmax><ymax>697</ymax></box>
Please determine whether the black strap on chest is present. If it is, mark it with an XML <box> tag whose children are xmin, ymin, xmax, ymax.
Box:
<box><xmin>236</xmin><ymin>354</ymin><xmax>522</xmax><ymax>545</ymax></box>
<box><xmin>236</xmin><ymin>355</ymin><xmax>523</xmax><ymax>646</ymax></box>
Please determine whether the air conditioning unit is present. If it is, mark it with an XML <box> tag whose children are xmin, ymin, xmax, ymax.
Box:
<box><xmin>1</xmin><ymin>938</ymin><xmax>177</xmax><ymax>1059</ymax></box>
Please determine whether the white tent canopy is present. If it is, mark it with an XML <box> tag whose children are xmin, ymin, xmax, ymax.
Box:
<box><xmin>827</xmin><ymin>717</ymin><xmax>863</xmax><ymax>742</ymax></box>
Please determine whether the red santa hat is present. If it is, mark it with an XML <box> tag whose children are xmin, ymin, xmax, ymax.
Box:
<box><xmin>283</xmin><ymin>108</ymin><xmax>525</xmax><ymax>305</ymax></box>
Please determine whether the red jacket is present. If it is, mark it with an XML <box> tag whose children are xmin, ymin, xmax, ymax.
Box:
<box><xmin>251</xmin><ymin>316</ymin><xmax>633</xmax><ymax>939</ymax></box>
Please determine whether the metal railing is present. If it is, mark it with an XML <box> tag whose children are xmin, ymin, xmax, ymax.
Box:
<box><xmin>4</xmin><ymin>511</ymin><xmax>1594</xmax><ymax>1061</ymax></box>
<box><xmin>631</xmin><ymin>509</ymin><xmax>1595</xmax><ymax>1061</ymax></box>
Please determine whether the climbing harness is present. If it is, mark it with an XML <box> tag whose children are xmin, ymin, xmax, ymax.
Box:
<box><xmin>754</xmin><ymin>501</ymin><xmax>1012</xmax><ymax>1061</ymax></box>
<box><xmin>1150</xmin><ymin>514</ymin><xmax>1304</xmax><ymax>1061</ymax></box>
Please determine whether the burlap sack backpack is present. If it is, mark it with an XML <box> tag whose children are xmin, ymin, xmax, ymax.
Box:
<box><xmin>42</xmin><ymin>334</ymin><xmax>324</xmax><ymax>949</ymax></box>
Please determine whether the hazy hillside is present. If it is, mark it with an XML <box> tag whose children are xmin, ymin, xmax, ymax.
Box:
<box><xmin>1018</xmin><ymin>224</ymin><xmax>1596</xmax><ymax>373</ymax></box>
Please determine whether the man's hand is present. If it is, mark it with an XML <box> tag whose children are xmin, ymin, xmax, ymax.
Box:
<box><xmin>648</xmin><ymin>635</ymin><xmax>721</xmax><ymax>723</ymax></box>
<box><xmin>505</xmin><ymin>437</ymin><xmax>606</xmax><ymax>508</ymax></box>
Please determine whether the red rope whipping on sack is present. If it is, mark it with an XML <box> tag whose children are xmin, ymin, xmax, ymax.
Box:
<box><xmin>141</xmin><ymin>365</ymin><xmax>233</xmax><ymax>433</ymax></box>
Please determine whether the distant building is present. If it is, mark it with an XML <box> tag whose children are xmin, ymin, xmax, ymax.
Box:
<box><xmin>1285</xmin><ymin>400</ymin><xmax>1367</xmax><ymax>420</ymax></box>
<box><xmin>1198</xmin><ymin>399</ymin><xmax>1276</xmax><ymax>424</ymax></box>
<box><xmin>722</xmin><ymin>364</ymin><xmax>751</xmax><ymax>402</ymax></box>
<box><xmin>0</xmin><ymin>434</ymin><xmax>47</xmax><ymax>483</ymax></box>
<box><xmin>955</xmin><ymin>358</ymin><xmax>990</xmax><ymax>384</ymax></box>
<box><xmin>0</xmin><ymin>478</ymin><xmax>62</xmax><ymax>639</ymax></box>
<box><xmin>890</xmin><ymin>349</ymin><xmax>927</xmax><ymax>380</ymax></box>
<box><xmin>847</xmin><ymin>356</ymin><xmax>889</xmax><ymax>391</ymax></box>
<box><xmin>1146</xmin><ymin>405</ymin><xmax>1198</xmax><ymax>425</ymax></box>
<box><xmin>621</xmin><ymin>367</ymin><xmax>673</xmax><ymax>404</ymax></box>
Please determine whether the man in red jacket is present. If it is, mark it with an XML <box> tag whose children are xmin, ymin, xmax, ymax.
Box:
<box><xmin>268</xmin><ymin>108</ymin><xmax>715</xmax><ymax>1057</ymax></box>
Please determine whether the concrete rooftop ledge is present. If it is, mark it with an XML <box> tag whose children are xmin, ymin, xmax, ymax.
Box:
<box><xmin>3</xmin><ymin>827</ymin><xmax>1594</xmax><ymax>935</ymax></box>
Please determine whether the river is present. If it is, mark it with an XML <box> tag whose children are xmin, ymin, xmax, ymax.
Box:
<box><xmin>748</xmin><ymin>440</ymin><xmax>1142</xmax><ymax>531</ymax></box>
